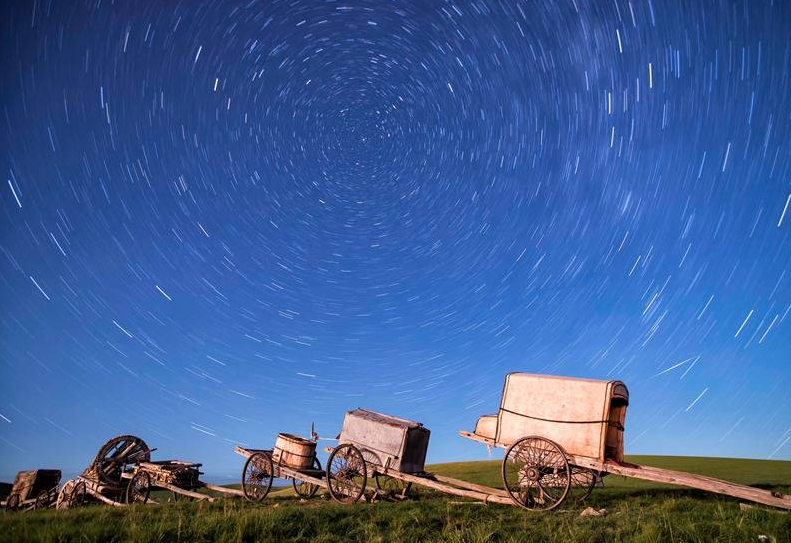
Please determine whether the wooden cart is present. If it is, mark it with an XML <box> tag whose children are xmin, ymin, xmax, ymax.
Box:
<box><xmin>1</xmin><ymin>469</ymin><xmax>61</xmax><ymax>511</ymax></box>
<box><xmin>236</xmin><ymin>432</ymin><xmax>326</xmax><ymax>502</ymax></box>
<box><xmin>459</xmin><ymin>373</ymin><xmax>791</xmax><ymax>511</ymax></box>
<box><xmin>57</xmin><ymin>434</ymin><xmax>152</xmax><ymax>508</ymax></box>
<box><xmin>123</xmin><ymin>460</ymin><xmax>243</xmax><ymax>503</ymax></box>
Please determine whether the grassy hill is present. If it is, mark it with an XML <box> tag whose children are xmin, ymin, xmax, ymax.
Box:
<box><xmin>1</xmin><ymin>456</ymin><xmax>789</xmax><ymax>543</ymax></box>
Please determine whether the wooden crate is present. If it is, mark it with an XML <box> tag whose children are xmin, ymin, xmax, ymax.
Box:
<box><xmin>473</xmin><ymin>373</ymin><xmax>628</xmax><ymax>462</ymax></box>
<box><xmin>339</xmin><ymin>409</ymin><xmax>430</xmax><ymax>473</ymax></box>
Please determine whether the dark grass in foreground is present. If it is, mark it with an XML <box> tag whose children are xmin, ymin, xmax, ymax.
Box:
<box><xmin>1</xmin><ymin>456</ymin><xmax>789</xmax><ymax>543</ymax></box>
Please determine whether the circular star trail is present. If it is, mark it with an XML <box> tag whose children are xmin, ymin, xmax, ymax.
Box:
<box><xmin>1</xmin><ymin>0</ymin><xmax>789</xmax><ymax>475</ymax></box>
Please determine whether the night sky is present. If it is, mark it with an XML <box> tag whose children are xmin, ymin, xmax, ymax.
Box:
<box><xmin>1</xmin><ymin>0</ymin><xmax>790</xmax><ymax>481</ymax></box>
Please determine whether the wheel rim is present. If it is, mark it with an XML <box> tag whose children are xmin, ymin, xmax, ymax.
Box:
<box><xmin>374</xmin><ymin>474</ymin><xmax>411</xmax><ymax>497</ymax></box>
<box><xmin>35</xmin><ymin>490</ymin><xmax>50</xmax><ymax>509</ymax></box>
<box><xmin>5</xmin><ymin>493</ymin><xmax>19</xmax><ymax>511</ymax></box>
<box><xmin>327</xmin><ymin>444</ymin><xmax>367</xmax><ymax>504</ymax></box>
<box><xmin>569</xmin><ymin>466</ymin><xmax>597</xmax><ymax>502</ymax></box>
<box><xmin>94</xmin><ymin>435</ymin><xmax>150</xmax><ymax>485</ymax></box>
<box><xmin>69</xmin><ymin>481</ymin><xmax>86</xmax><ymax>508</ymax></box>
<box><xmin>292</xmin><ymin>457</ymin><xmax>321</xmax><ymax>499</ymax></box>
<box><xmin>502</xmin><ymin>436</ymin><xmax>570</xmax><ymax>511</ymax></box>
<box><xmin>127</xmin><ymin>471</ymin><xmax>151</xmax><ymax>504</ymax></box>
<box><xmin>242</xmin><ymin>452</ymin><xmax>273</xmax><ymax>502</ymax></box>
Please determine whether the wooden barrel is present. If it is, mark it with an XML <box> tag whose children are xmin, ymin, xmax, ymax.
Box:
<box><xmin>272</xmin><ymin>433</ymin><xmax>316</xmax><ymax>469</ymax></box>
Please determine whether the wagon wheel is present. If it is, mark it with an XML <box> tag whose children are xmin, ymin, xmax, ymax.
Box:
<box><xmin>94</xmin><ymin>435</ymin><xmax>151</xmax><ymax>485</ymax></box>
<box><xmin>126</xmin><ymin>471</ymin><xmax>151</xmax><ymax>504</ymax></box>
<box><xmin>568</xmin><ymin>466</ymin><xmax>597</xmax><ymax>502</ymax></box>
<box><xmin>326</xmin><ymin>444</ymin><xmax>367</xmax><ymax>504</ymax></box>
<box><xmin>34</xmin><ymin>489</ymin><xmax>52</xmax><ymax>509</ymax></box>
<box><xmin>501</xmin><ymin>436</ymin><xmax>570</xmax><ymax>511</ymax></box>
<box><xmin>4</xmin><ymin>492</ymin><xmax>20</xmax><ymax>511</ymax></box>
<box><xmin>242</xmin><ymin>452</ymin><xmax>274</xmax><ymax>502</ymax></box>
<box><xmin>68</xmin><ymin>481</ymin><xmax>87</xmax><ymax>508</ymax></box>
<box><xmin>292</xmin><ymin>456</ymin><xmax>322</xmax><ymax>499</ymax></box>
<box><xmin>374</xmin><ymin>474</ymin><xmax>412</xmax><ymax>498</ymax></box>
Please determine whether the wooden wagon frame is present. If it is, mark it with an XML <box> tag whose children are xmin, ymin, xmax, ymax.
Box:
<box><xmin>123</xmin><ymin>460</ymin><xmax>243</xmax><ymax>503</ymax></box>
<box><xmin>1</xmin><ymin>469</ymin><xmax>61</xmax><ymax>511</ymax></box>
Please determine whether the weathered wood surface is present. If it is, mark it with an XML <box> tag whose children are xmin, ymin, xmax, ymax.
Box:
<box><xmin>158</xmin><ymin>481</ymin><xmax>214</xmax><ymax>501</ymax></box>
<box><xmin>383</xmin><ymin>468</ymin><xmax>512</xmax><ymax>505</ymax></box>
<box><xmin>202</xmin><ymin>484</ymin><xmax>244</xmax><ymax>497</ymax></box>
<box><xmin>488</xmin><ymin>373</ymin><xmax>628</xmax><ymax>462</ymax></box>
<box><xmin>575</xmin><ymin>457</ymin><xmax>791</xmax><ymax>510</ymax></box>
<box><xmin>234</xmin><ymin>446</ymin><xmax>271</xmax><ymax>459</ymax></box>
<box><xmin>429</xmin><ymin>474</ymin><xmax>509</xmax><ymax>497</ymax></box>
<box><xmin>340</xmin><ymin>409</ymin><xmax>430</xmax><ymax>474</ymax></box>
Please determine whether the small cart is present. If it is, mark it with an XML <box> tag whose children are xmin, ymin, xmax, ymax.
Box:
<box><xmin>1</xmin><ymin>469</ymin><xmax>61</xmax><ymax>511</ymax></box>
<box><xmin>460</xmin><ymin>373</ymin><xmax>791</xmax><ymax>511</ymax></box>
<box><xmin>124</xmin><ymin>460</ymin><xmax>243</xmax><ymax>503</ymax></box>
<box><xmin>236</xmin><ymin>433</ymin><xmax>325</xmax><ymax>502</ymax></box>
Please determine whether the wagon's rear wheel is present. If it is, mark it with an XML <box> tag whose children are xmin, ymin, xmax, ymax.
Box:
<box><xmin>569</xmin><ymin>466</ymin><xmax>597</xmax><ymax>502</ymax></box>
<box><xmin>327</xmin><ymin>444</ymin><xmax>367</xmax><ymax>504</ymax></box>
<box><xmin>4</xmin><ymin>493</ymin><xmax>20</xmax><ymax>511</ymax></box>
<box><xmin>292</xmin><ymin>456</ymin><xmax>322</xmax><ymax>499</ymax></box>
<box><xmin>242</xmin><ymin>452</ymin><xmax>274</xmax><ymax>502</ymax></box>
<box><xmin>502</xmin><ymin>436</ymin><xmax>570</xmax><ymax>511</ymax></box>
<box><xmin>68</xmin><ymin>481</ymin><xmax>87</xmax><ymax>508</ymax></box>
<box><xmin>34</xmin><ymin>489</ymin><xmax>51</xmax><ymax>509</ymax></box>
<box><xmin>126</xmin><ymin>471</ymin><xmax>151</xmax><ymax>504</ymax></box>
<box><xmin>374</xmin><ymin>474</ymin><xmax>412</xmax><ymax>498</ymax></box>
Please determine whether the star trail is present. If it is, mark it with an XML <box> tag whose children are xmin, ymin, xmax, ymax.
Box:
<box><xmin>1</xmin><ymin>0</ymin><xmax>790</xmax><ymax>479</ymax></box>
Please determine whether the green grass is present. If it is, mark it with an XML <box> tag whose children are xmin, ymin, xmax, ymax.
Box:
<box><xmin>1</xmin><ymin>456</ymin><xmax>789</xmax><ymax>543</ymax></box>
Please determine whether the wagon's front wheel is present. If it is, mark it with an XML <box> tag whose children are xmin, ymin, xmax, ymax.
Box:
<box><xmin>126</xmin><ymin>471</ymin><xmax>151</xmax><ymax>504</ymax></box>
<box><xmin>68</xmin><ymin>481</ymin><xmax>87</xmax><ymax>508</ymax></box>
<box><xmin>502</xmin><ymin>436</ymin><xmax>570</xmax><ymax>511</ymax></box>
<box><xmin>327</xmin><ymin>444</ymin><xmax>367</xmax><ymax>504</ymax></box>
<box><xmin>292</xmin><ymin>456</ymin><xmax>322</xmax><ymax>499</ymax></box>
<box><xmin>242</xmin><ymin>452</ymin><xmax>274</xmax><ymax>502</ymax></box>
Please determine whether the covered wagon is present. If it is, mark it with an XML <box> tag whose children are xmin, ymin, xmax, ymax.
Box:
<box><xmin>461</xmin><ymin>372</ymin><xmax>791</xmax><ymax>511</ymax></box>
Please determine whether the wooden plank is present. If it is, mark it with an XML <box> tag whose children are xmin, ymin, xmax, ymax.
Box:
<box><xmin>429</xmin><ymin>474</ymin><xmax>509</xmax><ymax>497</ymax></box>
<box><xmin>158</xmin><ymin>482</ymin><xmax>215</xmax><ymax>501</ymax></box>
<box><xmin>277</xmin><ymin>465</ymin><xmax>327</xmax><ymax>489</ymax></box>
<box><xmin>458</xmin><ymin>430</ymin><xmax>501</xmax><ymax>447</ymax></box>
<box><xmin>382</xmin><ymin>469</ymin><xmax>513</xmax><ymax>506</ymax></box>
<box><xmin>234</xmin><ymin>446</ymin><xmax>271</xmax><ymax>458</ymax></box>
<box><xmin>574</xmin><ymin>457</ymin><xmax>791</xmax><ymax>510</ymax></box>
<box><xmin>202</xmin><ymin>484</ymin><xmax>244</xmax><ymax>497</ymax></box>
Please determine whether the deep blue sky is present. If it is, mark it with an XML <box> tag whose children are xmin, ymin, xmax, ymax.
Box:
<box><xmin>1</xmin><ymin>0</ymin><xmax>789</xmax><ymax>481</ymax></box>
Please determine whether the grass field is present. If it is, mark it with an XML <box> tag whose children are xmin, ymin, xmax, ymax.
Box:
<box><xmin>1</xmin><ymin>456</ymin><xmax>789</xmax><ymax>543</ymax></box>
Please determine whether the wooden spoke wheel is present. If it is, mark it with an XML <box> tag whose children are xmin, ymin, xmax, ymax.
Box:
<box><xmin>569</xmin><ymin>466</ymin><xmax>597</xmax><ymax>502</ymax></box>
<box><xmin>501</xmin><ymin>436</ymin><xmax>570</xmax><ymax>511</ymax></box>
<box><xmin>326</xmin><ymin>444</ymin><xmax>367</xmax><ymax>504</ymax></box>
<box><xmin>34</xmin><ymin>489</ymin><xmax>52</xmax><ymax>509</ymax></box>
<box><xmin>5</xmin><ymin>492</ymin><xmax>20</xmax><ymax>511</ymax></box>
<box><xmin>95</xmin><ymin>435</ymin><xmax>150</xmax><ymax>485</ymax></box>
<box><xmin>126</xmin><ymin>471</ymin><xmax>151</xmax><ymax>504</ymax></box>
<box><xmin>242</xmin><ymin>452</ymin><xmax>274</xmax><ymax>502</ymax></box>
<box><xmin>68</xmin><ymin>481</ymin><xmax>87</xmax><ymax>508</ymax></box>
<box><xmin>374</xmin><ymin>474</ymin><xmax>412</xmax><ymax>498</ymax></box>
<box><xmin>292</xmin><ymin>456</ymin><xmax>322</xmax><ymax>499</ymax></box>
